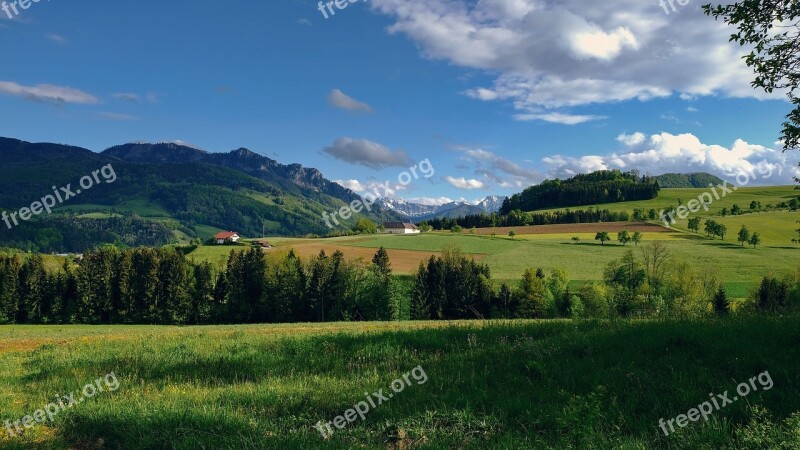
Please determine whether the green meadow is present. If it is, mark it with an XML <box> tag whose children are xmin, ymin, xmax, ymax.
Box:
<box><xmin>1</xmin><ymin>319</ymin><xmax>799</xmax><ymax>449</ymax></box>
<box><xmin>180</xmin><ymin>185</ymin><xmax>800</xmax><ymax>299</ymax></box>
<box><xmin>189</xmin><ymin>233</ymin><xmax>798</xmax><ymax>298</ymax></box>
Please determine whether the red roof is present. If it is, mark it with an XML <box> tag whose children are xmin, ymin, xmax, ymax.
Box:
<box><xmin>214</xmin><ymin>231</ymin><xmax>239</xmax><ymax>239</ymax></box>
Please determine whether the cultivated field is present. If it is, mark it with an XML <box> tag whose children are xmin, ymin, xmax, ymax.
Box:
<box><xmin>465</xmin><ymin>221</ymin><xmax>671</xmax><ymax>236</ymax></box>
<box><xmin>1</xmin><ymin>319</ymin><xmax>798</xmax><ymax>449</ymax></box>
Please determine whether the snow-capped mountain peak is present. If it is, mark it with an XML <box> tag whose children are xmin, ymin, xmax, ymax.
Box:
<box><xmin>375</xmin><ymin>195</ymin><xmax>507</xmax><ymax>220</ymax></box>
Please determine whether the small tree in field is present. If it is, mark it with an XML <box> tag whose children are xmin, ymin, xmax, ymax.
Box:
<box><xmin>632</xmin><ymin>231</ymin><xmax>643</xmax><ymax>246</ymax></box>
<box><xmin>618</xmin><ymin>230</ymin><xmax>631</xmax><ymax>246</ymax></box>
<box><xmin>713</xmin><ymin>287</ymin><xmax>730</xmax><ymax>316</ymax></box>
<box><xmin>688</xmin><ymin>217</ymin><xmax>701</xmax><ymax>233</ymax></box>
<box><xmin>738</xmin><ymin>225</ymin><xmax>751</xmax><ymax>247</ymax></box>
<box><xmin>508</xmin><ymin>230</ymin><xmax>516</xmax><ymax>240</ymax></box>
<box><xmin>716</xmin><ymin>223</ymin><xmax>728</xmax><ymax>240</ymax></box>
<box><xmin>595</xmin><ymin>232</ymin><xmax>610</xmax><ymax>246</ymax></box>
<box><xmin>571</xmin><ymin>236</ymin><xmax>581</xmax><ymax>244</ymax></box>
<box><xmin>750</xmin><ymin>232</ymin><xmax>761</xmax><ymax>249</ymax></box>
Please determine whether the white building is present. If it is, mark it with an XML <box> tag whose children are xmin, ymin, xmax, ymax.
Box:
<box><xmin>214</xmin><ymin>231</ymin><xmax>241</xmax><ymax>244</ymax></box>
<box><xmin>383</xmin><ymin>222</ymin><xmax>421</xmax><ymax>234</ymax></box>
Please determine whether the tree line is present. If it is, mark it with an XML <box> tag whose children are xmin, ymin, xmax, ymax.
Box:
<box><xmin>0</xmin><ymin>246</ymin><xmax>403</xmax><ymax>325</ymax></box>
<box><xmin>422</xmin><ymin>208</ymin><xmax>634</xmax><ymax>231</ymax></box>
<box><xmin>0</xmin><ymin>242</ymin><xmax>797</xmax><ymax>325</ymax></box>
<box><xmin>500</xmin><ymin>170</ymin><xmax>660</xmax><ymax>214</ymax></box>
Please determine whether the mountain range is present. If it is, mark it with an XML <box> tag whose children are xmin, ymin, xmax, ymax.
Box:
<box><xmin>0</xmin><ymin>137</ymin><xmax>401</xmax><ymax>252</ymax></box>
<box><xmin>377</xmin><ymin>196</ymin><xmax>507</xmax><ymax>220</ymax></box>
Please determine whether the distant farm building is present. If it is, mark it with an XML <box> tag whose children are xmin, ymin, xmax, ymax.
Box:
<box><xmin>214</xmin><ymin>231</ymin><xmax>240</xmax><ymax>244</ymax></box>
<box><xmin>383</xmin><ymin>222</ymin><xmax>421</xmax><ymax>234</ymax></box>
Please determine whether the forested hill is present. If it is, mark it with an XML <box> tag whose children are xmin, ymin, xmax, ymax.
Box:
<box><xmin>655</xmin><ymin>172</ymin><xmax>724</xmax><ymax>188</ymax></box>
<box><xmin>500</xmin><ymin>170</ymin><xmax>660</xmax><ymax>214</ymax></box>
<box><xmin>0</xmin><ymin>137</ymin><xmax>399</xmax><ymax>252</ymax></box>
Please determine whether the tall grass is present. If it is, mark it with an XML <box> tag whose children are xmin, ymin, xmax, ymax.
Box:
<box><xmin>0</xmin><ymin>318</ymin><xmax>798</xmax><ymax>449</ymax></box>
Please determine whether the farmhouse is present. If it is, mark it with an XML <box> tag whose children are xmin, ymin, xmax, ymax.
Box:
<box><xmin>214</xmin><ymin>231</ymin><xmax>240</xmax><ymax>245</ymax></box>
<box><xmin>383</xmin><ymin>222</ymin><xmax>421</xmax><ymax>234</ymax></box>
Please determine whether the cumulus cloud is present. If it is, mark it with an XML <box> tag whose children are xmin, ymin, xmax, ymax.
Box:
<box><xmin>328</xmin><ymin>89</ymin><xmax>373</xmax><ymax>112</ymax></box>
<box><xmin>444</xmin><ymin>176</ymin><xmax>486</xmax><ymax>190</ymax></box>
<box><xmin>542</xmin><ymin>131</ymin><xmax>800</xmax><ymax>184</ymax></box>
<box><xmin>322</xmin><ymin>137</ymin><xmax>411</xmax><ymax>169</ymax></box>
<box><xmin>369</xmin><ymin>0</ymin><xmax>780</xmax><ymax>122</ymax></box>
<box><xmin>0</xmin><ymin>81</ymin><xmax>98</xmax><ymax>104</ymax></box>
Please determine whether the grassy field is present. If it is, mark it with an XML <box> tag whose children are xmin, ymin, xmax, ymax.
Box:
<box><xmin>187</xmin><ymin>231</ymin><xmax>798</xmax><ymax>298</ymax></box>
<box><xmin>1</xmin><ymin>319</ymin><xmax>798</xmax><ymax>449</ymax></box>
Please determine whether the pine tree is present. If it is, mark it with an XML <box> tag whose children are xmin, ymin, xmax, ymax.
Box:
<box><xmin>410</xmin><ymin>262</ymin><xmax>431</xmax><ymax>320</ymax></box>
<box><xmin>516</xmin><ymin>268</ymin><xmax>547</xmax><ymax>318</ymax></box>
<box><xmin>713</xmin><ymin>287</ymin><xmax>730</xmax><ymax>316</ymax></box>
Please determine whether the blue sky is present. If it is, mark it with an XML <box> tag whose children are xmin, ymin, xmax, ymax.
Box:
<box><xmin>0</xmin><ymin>0</ymin><xmax>797</xmax><ymax>204</ymax></box>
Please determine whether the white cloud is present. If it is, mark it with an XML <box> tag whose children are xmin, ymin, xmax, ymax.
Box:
<box><xmin>616</xmin><ymin>132</ymin><xmax>646</xmax><ymax>146</ymax></box>
<box><xmin>0</xmin><ymin>81</ymin><xmax>98</xmax><ymax>104</ymax></box>
<box><xmin>444</xmin><ymin>176</ymin><xmax>486</xmax><ymax>190</ymax></box>
<box><xmin>328</xmin><ymin>89</ymin><xmax>373</xmax><ymax>112</ymax></box>
<box><xmin>570</xmin><ymin>26</ymin><xmax>639</xmax><ymax>61</ymax></box>
<box><xmin>404</xmin><ymin>196</ymin><xmax>455</xmax><ymax>206</ymax></box>
<box><xmin>322</xmin><ymin>137</ymin><xmax>411</xmax><ymax>169</ymax></box>
<box><xmin>334</xmin><ymin>179</ymin><xmax>368</xmax><ymax>192</ymax></box>
<box><xmin>543</xmin><ymin>131</ymin><xmax>800</xmax><ymax>184</ymax></box>
<box><xmin>514</xmin><ymin>112</ymin><xmax>605</xmax><ymax>125</ymax></box>
<box><xmin>335</xmin><ymin>178</ymin><xmax>407</xmax><ymax>197</ymax></box>
<box><xmin>370</xmin><ymin>0</ymin><xmax>780</xmax><ymax>121</ymax></box>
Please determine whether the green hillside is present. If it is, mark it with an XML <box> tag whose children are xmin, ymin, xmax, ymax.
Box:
<box><xmin>0</xmin><ymin>138</ymin><xmax>399</xmax><ymax>253</ymax></box>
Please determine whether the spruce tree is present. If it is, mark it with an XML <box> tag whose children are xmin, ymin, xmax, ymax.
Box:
<box><xmin>713</xmin><ymin>287</ymin><xmax>730</xmax><ymax>316</ymax></box>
